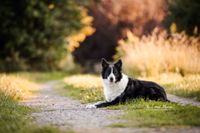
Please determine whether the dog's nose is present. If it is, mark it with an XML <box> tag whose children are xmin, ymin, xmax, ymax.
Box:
<box><xmin>109</xmin><ymin>77</ymin><xmax>113</xmax><ymax>82</ymax></box>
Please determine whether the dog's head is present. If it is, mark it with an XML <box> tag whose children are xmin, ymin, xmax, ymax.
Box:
<box><xmin>101</xmin><ymin>58</ymin><xmax>122</xmax><ymax>83</ymax></box>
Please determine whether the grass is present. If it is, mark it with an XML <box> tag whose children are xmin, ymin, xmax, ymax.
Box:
<box><xmin>0</xmin><ymin>72</ymin><xmax>68</xmax><ymax>100</ymax></box>
<box><xmin>63</xmin><ymin>74</ymin><xmax>200</xmax><ymax>102</ymax></box>
<box><xmin>109</xmin><ymin>99</ymin><xmax>200</xmax><ymax>128</ymax></box>
<box><xmin>62</xmin><ymin>75</ymin><xmax>103</xmax><ymax>103</ymax></box>
<box><xmin>0</xmin><ymin>74</ymin><xmax>40</xmax><ymax>100</ymax></box>
<box><xmin>11</xmin><ymin>71</ymin><xmax>67</xmax><ymax>83</ymax></box>
<box><xmin>0</xmin><ymin>94</ymin><xmax>72</xmax><ymax>133</ymax></box>
<box><xmin>140</xmin><ymin>73</ymin><xmax>200</xmax><ymax>101</ymax></box>
<box><xmin>115</xmin><ymin>30</ymin><xmax>200</xmax><ymax>76</ymax></box>
<box><xmin>0</xmin><ymin>73</ymin><xmax>72</xmax><ymax>133</ymax></box>
<box><xmin>62</xmin><ymin>74</ymin><xmax>200</xmax><ymax>128</ymax></box>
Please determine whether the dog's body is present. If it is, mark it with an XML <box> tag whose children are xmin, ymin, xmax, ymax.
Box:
<box><xmin>86</xmin><ymin>59</ymin><xmax>168</xmax><ymax>108</ymax></box>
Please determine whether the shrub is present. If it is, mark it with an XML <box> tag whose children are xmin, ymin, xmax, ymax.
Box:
<box><xmin>0</xmin><ymin>0</ymin><xmax>84</xmax><ymax>71</ymax></box>
<box><xmin>165</xmin><ymin>0</ymin><xmax>200</xmax><ymax>35</ymax></box>
<box><xmin>73</xmin><ymin>0</ymin><xmax>167</xmax><ymax>66</ymax></box>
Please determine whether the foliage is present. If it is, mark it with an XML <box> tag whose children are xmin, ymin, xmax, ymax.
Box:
<box><xmin>73</xmin><ymin>0</ymin><xmax>167</xmax><ymax>66</ymax></box>
<box><xmin>67</xmin><ymin>8</ymin><xmax>95</xmax><ymax>52</ymax></box>
<box><xmin>0</xmin><ymin>0</ymin><xmax>84</xmax><ymax>71</ymax></box>
<box><xmin>165</xmin><ymin>0</ymin><xmax>200</xmax><ymax>35</ymax></box>
<box><xmin>60</xmin><ymin>7</ymin><xmax>95</xmax><ymax>73</ymax></box>
<box><xmin>115</xmin><ymin>29</ymin><xmax>200</xmax><ymax>76</ymax></box>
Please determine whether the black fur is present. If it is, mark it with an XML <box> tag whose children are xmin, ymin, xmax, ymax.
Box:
<box><xmin>101</xmin><ymin>59</ymin><xmax>122</xmax><ymax>82</ymax></box>
<box><xmin>95</xmin><ymin>59</ymin><xmax>169</xmax><ymax>108</ymax></box>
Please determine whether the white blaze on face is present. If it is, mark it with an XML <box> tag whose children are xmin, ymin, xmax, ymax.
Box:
<box><xmin>108</xmin><ymin>65</ymin><xmax>116</xmax><ymax>83</ymax></box>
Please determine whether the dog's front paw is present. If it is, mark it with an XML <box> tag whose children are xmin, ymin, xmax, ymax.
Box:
<box><xmin>86</xmin><ymin>104</ymin><xmax>97</xmax><ymax>109</ymax></box>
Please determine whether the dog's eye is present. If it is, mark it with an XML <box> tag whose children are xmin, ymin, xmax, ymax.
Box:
<box><xmin>113</xmin><ymin>69</ymin><xmax>118</xmax><ymax>74</ymax></box>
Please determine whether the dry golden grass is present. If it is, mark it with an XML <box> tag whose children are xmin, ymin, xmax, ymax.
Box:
<box><xmin>63</xmin><ymin>74</ymin><xmax>103</xmax><ymax>102</ymax></box>
<box><xmin>115</xmin><ymin>29</ymin><xmax>200</xmax><ymax>76</ymax></box>
<box><xmin>64</xmin><ymin>74</ymin><xmax>101</xmax><ymax>89</ymax></box>
<box><xmin>0</xmin><ymin>74</ymin><xmax>40</xmax><ymax>100</ymax></box>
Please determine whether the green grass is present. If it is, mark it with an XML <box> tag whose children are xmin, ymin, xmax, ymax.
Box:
<box><xmin>0</xmin><ymin>72</ymin><xmax>73</xmax><ymax>133</ymax></box>
<box><xmin>0</xmin><ymin>94</ymin><xmax>72</xmax><ymax>133</ymax></box>
<box><xmin>61</xmin><ymin>75</ymin><xmax>103</xmax><ymax>103</ymax></box>
<box><xmin>109</xmin><ymin>99</ymin><xmax>200</xmax><ymax>128</ymax></box>
<box><xmin>58</xmin><ymin>83</ymin><xmax>103</xmax><ymax>103</ymax></box>
<box><xmin>62</xmin><ymin>74</ymin><xmax>200</xmax><ymax>128</ymax></box>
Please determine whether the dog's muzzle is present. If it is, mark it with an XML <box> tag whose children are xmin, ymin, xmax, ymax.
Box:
<box><xmin>109</xmin><ymin>77</ymin><xmax>114</xmax><ymax>82</ymax></box>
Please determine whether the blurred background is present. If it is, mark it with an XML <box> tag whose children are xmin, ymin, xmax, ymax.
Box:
<box><xmin>1</xmin><ymin>1</ymin><xmax>200</xmax><ymax>132</ymax></box>
<box><xmin>1</xmin><ymin>0</ymin><xmax>200</xmax><ymax>76</ymax></box>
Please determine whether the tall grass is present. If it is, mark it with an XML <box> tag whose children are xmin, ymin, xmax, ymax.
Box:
<box><xmin>0</xmin><ymin>74</ymin><xmax>39</xmax><ymax>100</ymax></box>
<box><xmin>115</xmin><ymin>29</ymin><xmax>200</xmax><ymax>76</ymax></box>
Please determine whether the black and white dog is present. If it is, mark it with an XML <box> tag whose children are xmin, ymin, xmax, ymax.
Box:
<box><xmin>86</xmin><ymin>59</ymin><xmax>169</xmax><ymax>108</ymax></box>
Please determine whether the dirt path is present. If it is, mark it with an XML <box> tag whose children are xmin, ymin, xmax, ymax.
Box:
<box><xmin>21</xmin><ymin>81</ymin><xmax>135</xmax><ymax>133</ymax></box>
<box><xmin>167</xmin><ymin>94</ymin><xmax>200</xmax><ymax>107</ymax></box>
<box><xmin>21</xmin><ymin>81</ymin><xmax>200</xmax><ymax>133</ymax></box>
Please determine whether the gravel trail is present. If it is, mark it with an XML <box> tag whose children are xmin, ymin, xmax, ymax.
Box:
<box><xmin>21</xmin><ymin>81</ymin><xmax>200</xmax><ymax>133</ymax></box>
<box><xmin>167</xmin><ymin>94</ymin><xmax>200</xmax><ymax>107</ymax></box>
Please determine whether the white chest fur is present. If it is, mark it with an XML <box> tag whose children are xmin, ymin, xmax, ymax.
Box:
<box><xmin>103</xmin><ymin>74</ymin><xmax>129</xmax><ymax>102</ymax></box>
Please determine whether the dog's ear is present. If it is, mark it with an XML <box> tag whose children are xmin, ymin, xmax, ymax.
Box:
<box><xmin>115</xmin><ymin>59</ymin><xmax>122</xmax><ymax>69</ymax></box>
<box><xmin>101</xmin><ymin>58</ymin><xmax>109</xmax><ymax>68</ymax></box>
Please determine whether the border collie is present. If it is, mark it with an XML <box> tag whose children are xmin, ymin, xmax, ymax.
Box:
<box><xmin>86</xmin><ymin>59</ymin><xmax>169</xmax><ymax>108</ymax></box>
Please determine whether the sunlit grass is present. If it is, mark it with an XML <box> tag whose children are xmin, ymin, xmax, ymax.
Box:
<box><xmin>0</xmin><ymin>74</ymin><xmax>40</xmax><ymax>100</ymax></box>
<box><xmin>0</xmin><ymin>73</ymin><xmax>71</xmax><ymax>133</ymax></box>
<box><xmin>11</xmin><ymin>71</ymin><xmax>67</xmax><ymax>83</ymax></box>
<box><xmin>115</xmin><ymin>30</ymin><xmax>200</xmax><ymax>76</ymax></box>
<box><xmin>64</xmin><ymin>74</ymin><xmax>102</xmax><ymax>89</ymax></box>
<box><xmin>63</xmin><ymin>74</ymin><xmax>103</xmax><ymax>103</ymax></box>
<box><xmin>0</xmin><ymin>72</ymin><xmax>67</xmax><ymax>100</ymax></box>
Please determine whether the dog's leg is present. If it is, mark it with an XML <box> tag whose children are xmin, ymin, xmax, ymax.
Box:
<box><xmin>86</xmin><ymin>101</ymin><xmax>105</xmax><ymax>109</ymax></box>
<box><xmin>95</xmin><ymin>99</ymin><xmax>119</xmax><ymax>108</ymax></box>
<box><xmin>86</xmin><ymin>96</ymin><xmax>121</xmax><ymax>108</ymax></box>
